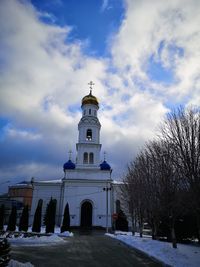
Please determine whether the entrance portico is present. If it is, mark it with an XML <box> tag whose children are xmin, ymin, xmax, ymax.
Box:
<box><xmin>80</xmin><ymin>200</ymin><xmax>93</xmax><ymax>228</ymax></box>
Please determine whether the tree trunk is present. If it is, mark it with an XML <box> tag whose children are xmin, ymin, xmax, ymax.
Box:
<box><xmin>131</xmin><ymin>214</ymin><xmax>135</xmax><ymax>235</ymax></box>
<box><xmin>152</xmin><ymin>221</ymin><xmax>158</xmax><ymax>240</ymax></box>
<box><xmin>152</xmin><ymin>223</ymin><xmax>155</xmax><ymax>240</ymax></box>
<box><xmin>139</xmin><ymin>222</ymin><xmax>143</xmax><ymax>237</ymax></box>
<box><xmin>171</xmin><ymin>221</ymin><xmax>177</xmax><ymax>248</ymax></box>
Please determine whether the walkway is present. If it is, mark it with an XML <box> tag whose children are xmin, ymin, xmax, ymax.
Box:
<box><xmin>11</xmin><ymin>232</ymin><xmax>163</xmax><ymax>267</ymax></box>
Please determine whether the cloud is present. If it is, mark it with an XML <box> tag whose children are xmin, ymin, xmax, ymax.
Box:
<box><xmin>110</xmin><ymin>0</ymin><xmax>200</xmax><ymax>102</ymax></box>
<box><xmin>0</xmin><ymin>0</ymin><xmax>108</xmax><ymax>185</ymax></box>
<box><xmin>0</xmin><ymin>0</ymin><xmax>199</xmax><ymax>189</ymax></box>
<box><xmin>101</xmin><ymin>0</ymin><xmax>109</xmax><ymax>12</ymax></box>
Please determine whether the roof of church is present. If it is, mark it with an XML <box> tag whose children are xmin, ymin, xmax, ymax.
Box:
<box><xmin>100</xmin><ymin>160</ymin><xmax>111</xmax><ymax>171</ymax></box>
<box><xmin>63</xmin><ymin>159</ymin><xmax>76</xmax><ymax>170</ymax></box>
<box><xmin>37</xmin><ymin>179</ymin><xmax>62</xmax><ymax>183</ymax></box>
<box><xmin>82</xmin><ymin>90</ymin><xmax>99</xmax><ymax>107</ymax></box>
<box><xmin>9</xmin><ymin>180</ymin><xmax>32</xmax><ymax>188</ymax></box>
<box><xmin>112</xmin><ymin>180</ymin><xmax>124</xmax><ymax>185</ymax></box>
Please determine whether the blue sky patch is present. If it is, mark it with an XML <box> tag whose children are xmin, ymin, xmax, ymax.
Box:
<box><xmin>101</xmin><ymin>104</ymin><xmax>112</xmax><ymax>111</ymax></box>
<box><xmin>68</xmin><ymin>103</ymin><xmax>81</xmax><ymax>114</ymax></box>
<box><xmin>0</xmin><ymin>117</ymin><xmax>10</xmax><ymax>140</ymax></box>
<box><xmin>147</xmin><ymin>55</ymin><xmax>175</xmax><ymax>84</ymax></box>
<box><xmin>0</xmin><ymin>117</ymin><xmax>9</xmax><ymax>130</ymax></box>
<box><xmin>147</xmin><ymin>41</ymin><xmax>184</xmax><ymax>85</ymax></box>
<box><xmin>31</xmin><ymin>0</ymin><xmax>125</xmax><ymax>57</ymax></box>
<box><xmin>121</xmin><ymin>94</ymin><xmax>131</xmax><ymax>102</ymax></box>
<box><xmin>113</xmin><ymin>112</ymin><xmax>129</xmax><ymax>124</ymax></box>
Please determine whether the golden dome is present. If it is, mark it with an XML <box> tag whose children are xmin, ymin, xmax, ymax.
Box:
<box><xmin>81</xmin><ymin>90</ymin><xmax>99</xmax><ymax>107</ymax></box>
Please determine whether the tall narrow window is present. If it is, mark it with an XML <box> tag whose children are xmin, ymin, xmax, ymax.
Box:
<box><xmin>89</xmin><ymin>109</ymin><xmax>91</xmax><ymax>115</ymax></box>
<box><xmin>83</xmin><ymin>152</ymin><xmax>88</xmax><ymax>164</ymax></box>
<box><xmin>89</xmin><ymin>153</ymin><xmax>94</xmax><ymax>164</ymax></box>
<box><xmin>86</xmin><ymin>129</ymin><xmax>92</xmax><ymax>140</ymax></box>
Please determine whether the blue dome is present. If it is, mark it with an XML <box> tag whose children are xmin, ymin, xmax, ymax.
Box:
<box><xmin>100</xmin><ymin>160</ymin><xmax>111</xmax><ymax>171</ymax></box>
<box><xmin>63</xmin><ymin>160</ymin><xmax>75</xmax><ymax>171</ymax></box>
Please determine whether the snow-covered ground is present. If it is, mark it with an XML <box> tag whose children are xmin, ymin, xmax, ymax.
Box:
<box><xmin>31</xmin><ymin>226</ymin><xmax>74</xmax><ymax>237</ymax></box>
<box><xmin>8</xmin><ymin>259</ymin><xmax>34</xmax><ymax>267</ymax></box>
<box><xmin>106</xmin><ymin>232</ymin><xmax>200</xmax><ymax>267</ymax></box>
<box><xmin>3</xmin><ymin>227</ymin><xmax>199</xmax><ymax>266</ymax></box>
<box><xmin>1</xmin><ymin>226</ymin><xmax>73</xmax><ymax>246</ymax></box>
<box><xmin>7</xmin><ymin>233</ymin><xmax>66</xmax><ymax>246</ymax></box>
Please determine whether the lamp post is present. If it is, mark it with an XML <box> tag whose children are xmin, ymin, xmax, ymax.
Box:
<box><xmin>103</xmin><ymin>185</ymin><xmax>111</xmax><ymax>233</ymax></box>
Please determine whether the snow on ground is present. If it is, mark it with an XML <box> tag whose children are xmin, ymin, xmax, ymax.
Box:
<box><xmin>58</xmin><ymin>231</ymin><xmax>74</xmax><ymax>237</ymax></box>
<box><xmin>8</xmin><ymin>259</ymin><xmax>34</xmax><ymax>267</ymax></box>
<box><xmin>106</xmin><ymin>232</ymin><xmax>200</xmax><ymax>267</ymax></box>
<box><xmin>1</xmin><ymin>226</ymin><xmax>73</xmax><ymax>246</ymax></box>
<box><xmin>28</xmin><ymin>226</ymin><xmax>74</xmax><ymax>237</ymax></box>
<box><xmin>7</xmin><ymin>233</ymin><xmax>66</xmax><ymax>246</ymax></box>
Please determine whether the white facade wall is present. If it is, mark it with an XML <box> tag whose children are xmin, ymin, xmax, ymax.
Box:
<box><xmin>30</xmin><ymin>182</ymin><xmax>62</xmax><ymax>225</ymax></box>
<box><xmin>61</xmin><ymin>179</ymin><xmax>112</xmax><ymax>227</ymax></box>
<box><xmin>30</xmin><ymin>178</ymin><xmax>117</xmax><ymax>228</ymax></box>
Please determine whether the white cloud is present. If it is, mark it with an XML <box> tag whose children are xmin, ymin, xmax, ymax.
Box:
<box><xmin>0</xmin><ymin>0</ymin><xmax>111</xmax><ymax>184</ymax></box>
<box><xmin>1</xmin><ymin>0</ymin><xmax>199</xmax><ymax>187</ymax></box>
<box><xmin>101</xmin><ymin>0</ymin><xmax>109</xmax><ymax>12</ymax></box>
<box><xmin>110</xmin><ymin>0</ymin><xmax>200</xmax><ymax>102</ymax></box>
<box><xmin>6</xmin><ymin>127</ymin><xmax>41</xmax><ymax>141</ymax></box>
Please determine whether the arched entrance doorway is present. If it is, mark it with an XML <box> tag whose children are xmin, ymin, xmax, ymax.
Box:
<box><xmin>80</xmin><ymin>201</ymin><xmax>93</xmax><ymax>228</ymax></box>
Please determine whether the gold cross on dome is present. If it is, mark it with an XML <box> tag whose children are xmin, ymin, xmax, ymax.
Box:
<box><xmin>88</xmin><ymin>81</ymin><xmax>95</xmax><ymax>94</ymax></box>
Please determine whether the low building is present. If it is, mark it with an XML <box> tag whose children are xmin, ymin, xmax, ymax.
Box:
<box><xmin>8</xmin><ymin>180</ymin><xmax>33</xmax><ymax>209</ymax></box>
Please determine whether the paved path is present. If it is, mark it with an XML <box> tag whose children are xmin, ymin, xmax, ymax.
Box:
<box><xmin>11</xmin><ymin>233</ymin><xmax>163</xmax><ymax>267</ymax></box>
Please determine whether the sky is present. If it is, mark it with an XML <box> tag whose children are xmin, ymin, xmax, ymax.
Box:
<box><xmin>0</xmin><ymin>0</ymin><xmax>200</xmax><ymax>193</ymax></box>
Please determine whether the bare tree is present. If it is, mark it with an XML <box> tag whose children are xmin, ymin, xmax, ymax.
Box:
<box><xmin>148</xmin><ymin>140</ymin><xmax>185</xmax><ymax>248</ymax></box>
<box><xmin>161</xmin><ymin>107</ymin><xmax>200</xmax><ymax>243</ymax></box>
<box><xmin>121</xmin><ymin>106</ymin><xmax>200</xmax><ymax>247</ymax></box>
<box><xmin>122</xmin><ymin>157</ymin><xmax>147</xmax><ymax>238</ymax></box>
<box><xmin>140</xmin><ymin>146</ymin><xmax>162</xmax><ymax>241</ymax></box>
<box><xmin>121</xmin><ymin>173</ymin><xmax>137</xmax><ymax>235</ymax></box>
<box><xmin>122</xmin><ymin>139</ymin><xmax>185</xmax><ymax>248</ymax></box>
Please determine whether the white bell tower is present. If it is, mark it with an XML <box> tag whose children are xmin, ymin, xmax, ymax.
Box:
<box><xmin>76</xmin><ymin>82</ymin><xmax>102</xmax><ymax>168</ymax></box>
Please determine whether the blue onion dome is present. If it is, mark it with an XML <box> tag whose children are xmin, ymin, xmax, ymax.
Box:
<box><xmin>82</xmin><ymin>90</ymin><xmax>99</xmax><ymax>108</ymax></box>
<box><xmin>63</xmin><ymin>160</ymin><xmax>75</xmax><ymax>171</ymax></box>
<box><xmin>100</xmin><ymin>160</ymin><xmax>111</xmax><ymax>171</ymax></box>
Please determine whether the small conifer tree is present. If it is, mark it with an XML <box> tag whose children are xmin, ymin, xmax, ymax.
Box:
<box><xmin>44</xmin><ymin>198</ymin><xmax>57</xmax><ymax>233</ymax></box>
<box><xmin>7</xmin><ymin>205</ymin><xmax>17</xmax><ymax>231</ymax></box>
<box><xmin>116</xmin><ymin>209</ymin><xmax>128</xmax><ymax>232</ymax></box>
<box><xmin>19</xmin><ymin>205</ymin><xmax>29</xmax><ymax>232</ymax></box>
<box><xmin>0</xmin><ymin>204</ymin><xmax>5</xmax><ymax>231</ymax></box>
<box><xmin>32</xmin><ymin>199</ymin><xmax>43</xmax><ymax>232</ymax></box>
<box><xmin>61</xmin><ymin>203</ymin><xmax>70</xmax><ymax>233</ymax></box>
<box><xmin>50</xmin><ymin>199</ymin><xmax>57</xmax><ymax>233</ymax></box>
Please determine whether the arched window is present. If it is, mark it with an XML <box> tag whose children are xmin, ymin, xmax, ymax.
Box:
<box><xmin>89</xmin><ymin>153</ymin><xmax>94</xmax><ymax>164</ymax></box>
<box><xmin>83</xmin><ymin>152</ymin><xmax>88</xmax><ymax>164</ymax></box>
<box><xmin>86</xmin><ymin>129</ymin><xmax>92</xmax><ymax>140</ymax></box>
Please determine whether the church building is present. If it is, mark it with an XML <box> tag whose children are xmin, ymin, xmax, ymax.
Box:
<box><xmin>30</xmin><ymin>84</ymin><xmax>120</xmax><ymax>229</ymax></box>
